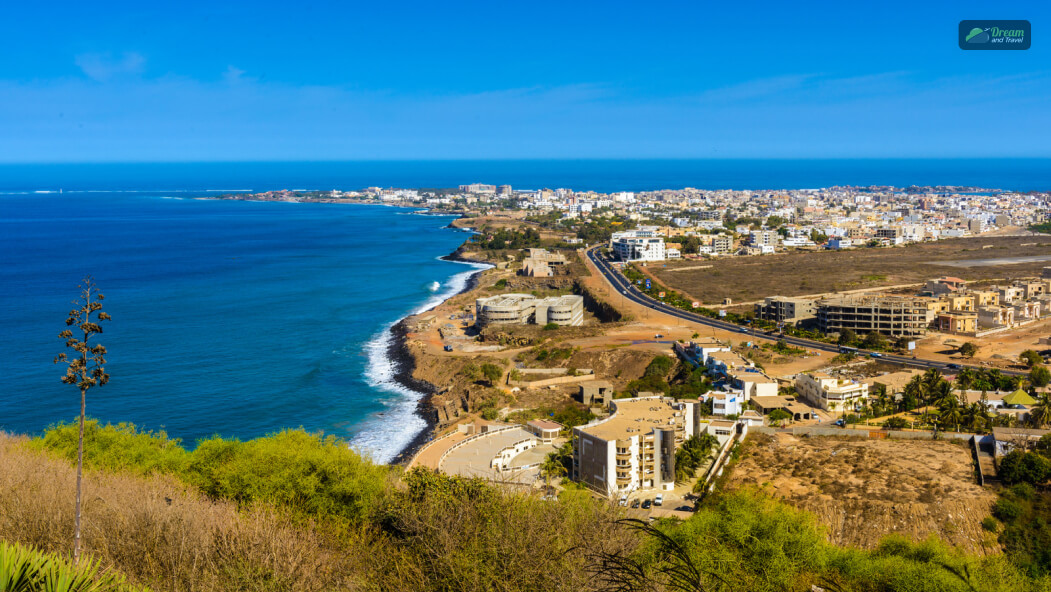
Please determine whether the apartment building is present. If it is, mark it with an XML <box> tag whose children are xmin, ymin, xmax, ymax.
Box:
<box><xmin>711</xmin><ymin>235</ymin><xmax>734</xmax><ymax>254</ymax></box>
<box><xmin>612</xmin><ymin>236</ymin><xmax>666</xmax><ymax>261</ymax></box>
<box><xmin>816</xmin><ymin>296</ymin><xmax>929</xmax><ymax>338</ymax></box>
<box><xmin>573</xmin><ymin>396</ymin><xmax>705</xmax><ymax>497</ymax></box>
<box><xmin>795</xmin><ymin>372</ymin><xmax>869</xmax><ymax>412</ymax></box>
<box><xmin>534</xmin><ymin>295</ymin><xmax>585</xmax><ymax>326</ymax></box>
<box><xmin>748</xmin><ymin>230</ymin><xmax>779</xmax><ymax>249</ymax></box>
<box><xmin>979</xmin><ymin>306</ymin><xmax>1014</xmax><ymax>328</ymax></box>
<box><xmin>754</xmin><ymin>296</ymin><xmax>817</xmax><ymax>324</ymax></box>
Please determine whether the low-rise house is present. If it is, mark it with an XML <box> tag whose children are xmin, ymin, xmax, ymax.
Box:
<box><xmin>978</xmin><ymin>305</ymin><xmax>1014</xmax><ymax>328</ymax></box>
<box><xmin>934</xmin><ymin>311</ymin><xmax>978</xmax><ymax>334</ymax></box>
<box><xmin>795</xmin><ymin>372</ymin><xmax>869</xmax><ymax>412</ymax></box>
<box><xmin>525</xmin><ymin>419</ymin><xmax>564</xmax><ymax>442</ymax></box>
<box><xmin>993</xmin><ymin>426</ymin><xmax>1050</xmax><ymax>457</ymax></box>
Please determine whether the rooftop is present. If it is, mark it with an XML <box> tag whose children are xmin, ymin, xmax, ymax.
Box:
<box><xmin>577</xmin><ymin>396</ymin><xmax>684</xmax><ymax>442</ymax></box>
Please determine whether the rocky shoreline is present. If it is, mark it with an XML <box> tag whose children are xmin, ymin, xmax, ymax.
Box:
<box><xmin>386</xmin><ymin>246</ymin><xmax>489</xmax><ymax>465</ymax></box>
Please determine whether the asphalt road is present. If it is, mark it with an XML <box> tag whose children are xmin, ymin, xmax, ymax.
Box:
<box><xmin>586</xmin><ymin>247</ymin><xmax>1024</xmax><ymax>377</ymax></box>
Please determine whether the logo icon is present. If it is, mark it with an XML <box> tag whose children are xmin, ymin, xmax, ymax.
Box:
<box><xmin>960</xmin><ymin>20</ymin><xmax>1030</xmax><ymax>50</ymax></box>
<box><xmin>965</xmin><ymin>27</ymin><xmax>990</xmax><ymax>44</ymax></box>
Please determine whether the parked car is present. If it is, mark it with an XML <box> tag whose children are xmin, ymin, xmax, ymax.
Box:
<box><xmin>654</xmin><ymin>334</ymin><xmax>663</xmax><ymax>339</ymax></box>
<box><xmin>631</xmin><ymin>499</ymin><xmax>640</xmax><ymax>509</ymax></box>
<box><xmin>654</xmin><ymin>494</ymin><xmax>664</xmax><ymax>506</ymax></box>
<box><xmin>618</xmin><ymin>495</ymin><xmax>628</xmax><ymax>507</ymax></box>
<box><xmin>641</xmin><ymin>499</ymin><xmax>652</xmax><ymax>509</ymax></box>
<box><xmin>947</xmin><ymin>363</ymin><xmax>961</xmax><ymax>370</ymax></box>
<box><xmin>834</xmin><ymin>419</ymin><xmax>845</xmax><ymax>427</ymax></box>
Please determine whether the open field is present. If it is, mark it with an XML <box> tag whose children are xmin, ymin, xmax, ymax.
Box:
<box><xmin>723</xmin><ymin>432</ymin><xmax>998</xmax><ymax>554</ymax></box>
<box><xmin>653</xmin><ymin>236</ymin><xmax>1051</xmax><ymax>305</ymax></box>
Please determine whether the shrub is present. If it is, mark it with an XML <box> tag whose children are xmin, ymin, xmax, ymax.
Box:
<box><xmin>882</xmin><ymin>417</ymin><xmax>908</xmax><ymax>430</ymax></box>
<box><xmin>993</xmin><ymin>498</ymin><xmax>1023</xmax><ymax>523</ymax></box>
<box><xmin>999</xmin><ymin>450</ymin><xmax>1051</xmax><ymax>486</ymax></box>
<box><xmin>982</xmin><ymin>516</ymin><xmax>999</xmax><ymax>532</ymax></box>
<box><xmin>35</xmin><ymin>421</ymin><xmax>389</xmax><ymax>523</ymax></box>
<box><xmin>542</xmin><ymin>322</ymin><xmax>559</xmax><ymax>330</ymax></box>
<box><xmin>493</xmin><ymin>278</ymin><xmax>507</xmax><ymax>289</ymax></box>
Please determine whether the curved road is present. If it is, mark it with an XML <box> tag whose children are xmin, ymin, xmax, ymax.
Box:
<box><xmin>586</xmin><ymin>247</ymin><xmax>1023</xmax><ymax>377</ymax></box>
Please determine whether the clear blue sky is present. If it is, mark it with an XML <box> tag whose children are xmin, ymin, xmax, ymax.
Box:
<box><xmin>1</xmin><ymin>0</ymin><xmax>1047</xmax><ymax>162</ymax></box>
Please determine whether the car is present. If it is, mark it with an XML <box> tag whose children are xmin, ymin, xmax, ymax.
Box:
<box><xmin>654</xmin><ymin>334</ymin><xmax>663</xmax><ymax>339</ymax></box>
<box><xmin>654</xmin><ymin>494</ymin><xmax>664</xmax><ymax>506</ymax></box>
<box><xmin>618</xmin><ymin>495</ymin><xmax>628</xmax><ymax>507</ymax></box>
<box><xmin>631</xmin><ymin>499</ymin><xmax>640</xmax><ymax>509</ymax></box>
<box><xmin>834</xmin><ymin>419</ymin><xmax>845</xmax><ymax>427</ymax></box>
<box><xmin>622</xmin><ymin>290</ymin><xmax>627</xmax><ymax>294</ymax></box>
<box><xmin>869</xmin><ymin>352</ymin><xmax>882</xmax><ymax>358</ymax></box>
<box><xmin>443</xmin><ymin>345</ymin><xmax>453</xmax><ymax>352</ymax></box>
<box><xmin>641</xmin><ymin>499</ymin><xmax>652</xmax><ymax>509</ymax></box>
<box><xmin>947</xmin><ymin>363</ymin><xmax>961</xmax><ymax>370</ymax></box>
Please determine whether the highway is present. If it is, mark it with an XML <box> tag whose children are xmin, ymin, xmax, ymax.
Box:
<box><xmin>585</xmin><ymin>247</ymin><xmax>1024</xmax><ymax>377</ymax></box>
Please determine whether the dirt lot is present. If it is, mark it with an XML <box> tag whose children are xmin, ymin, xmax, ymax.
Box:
<box><xmin>653</xmin><ymin>236</ymin><xmax>1051</xmax><ymax>305</ymax></box>
<box><xmin>723</xmin><ymin>433</ymin><xmax>999</xmax><ymax>554</ymax></box>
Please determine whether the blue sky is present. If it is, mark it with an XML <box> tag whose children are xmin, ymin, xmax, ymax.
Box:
<box><xmin>1</xmin><ymin>0</ymin><xmax>1047</xmax><ymax>162</ymax></box>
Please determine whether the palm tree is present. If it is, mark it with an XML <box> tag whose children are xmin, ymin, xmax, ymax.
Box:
<box><xmin>540</xmin><ymin>451</ymin><xmax>567</xmax><ymax>490</ymax></box>
<box><xmin>1029</xmin><ymin>394</ymin><xmax>1051</xmax><ymax>429</ymax></box>
<box><xmin>938</xmin><ymin>395</ymin><xmax>964</xmax><ymax>433</ymax></box>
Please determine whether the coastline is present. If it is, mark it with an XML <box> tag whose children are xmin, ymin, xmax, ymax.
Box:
<box><xmin>385</xmin><ymin>240</ymin><xmax>490</xmax><ymax>465</ymax></box>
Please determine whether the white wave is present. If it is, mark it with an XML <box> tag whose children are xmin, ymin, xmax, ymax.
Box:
<box><xmin>349</xmin><ymin>258</ymin><xmax>491</xmax><ymax>463</ymax></box>
<box><xmin>427</xmin><ymin>281</ymin><xmax>440</xmax><ymax>293</ymax></box>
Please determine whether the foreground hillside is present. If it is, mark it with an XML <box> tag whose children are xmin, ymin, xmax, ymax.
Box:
<box><xmin>1</xmin><ymin>422</ymin><xmax>1048</xmax><ymax>592</ymax></box>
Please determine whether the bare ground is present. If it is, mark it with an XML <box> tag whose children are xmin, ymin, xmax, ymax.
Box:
<box><xmin>723</xmin><ymin>433</ymin><xmax>1000</xmax><ymax>554</ymax></box>
<box><xmin>654</xmin><ymin>236</ymin><xmax>1051</xmax><ymax>305</ymax></box>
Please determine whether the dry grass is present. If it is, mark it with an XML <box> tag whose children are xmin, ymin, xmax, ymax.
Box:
<box><xmin>723</xmin><ymin>433</ymin><xmax>1000</xmax><ymax>554</ymax></box>
<box><xmin>653</xmin><ymin>236</ymin><xmax>1051</xmax><ymax>304</ymax></box>
<box><xmin>0</xmin><ymin>433</ymin><xmax>376</xmax><ymax>592</ymax></box>
<box><xmin>0</xmin><ymin>433</ymin><xmax>636</xmax><ymax>592</ymax></box>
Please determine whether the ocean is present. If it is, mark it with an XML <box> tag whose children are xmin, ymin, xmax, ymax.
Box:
<box><xmin>0</xmin><ymin>191</ymin><xmax>485</xmax><ymax>463</ymax></box>
<box><xmin>1</xmin><ymin>159</ymin><xmax>1048</xmax><ymax>462</ymax></box>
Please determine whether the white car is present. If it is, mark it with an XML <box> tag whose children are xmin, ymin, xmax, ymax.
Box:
<box><xmin>618</xmin><ymin>495</ymin><xmax>628</xmax><ymax>507</ymax></box>
<box><xmin>654</xmin><ymin>494</ymin><xmax>664</xmax><ymax>506</ymax></box>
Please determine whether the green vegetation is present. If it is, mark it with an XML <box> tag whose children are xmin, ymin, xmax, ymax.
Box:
<box><xmin>1031</xmin><ymin>365</ymin><xmax>1051</xmax><ymax>388</ymax></box>
<box><xmin>505</xmin><ymin>403</ymin><xmax>594</xmax><ymax>428</ymax></box>
<box><xmin>1021</xmin><ymin>350</ymin><xmax>1044</xmax><ymax>368</ymax></box>
<box><xmin>626</xmin><ymin>355</ymin><xmax>676</xmax><ymax>394</ymax></box>
<box><xmin>767</xmin><ymin>408</ymin><xmax>792</xmax><ymax>426</ymax></box>
<box><xmin>480</xmin><ymin>362</ymin><xmax>503</xmax><ymax>386</ymax></box>
<box><xmin>493</xmin><ymin>278</ymin><xmax>507</xmax><ymax>289</ymax></box>
<box><xmin>0</xmin><ymin>540</ymin><xmax>144</xmax><ymax>592</ymax></box>
<box><xmin>669</xmin><ymin>365</ymin><xmax>713</xmax><ymax>399</ymax></box>
<box><xmin>673</xmin><ymin>433</ymin><xmax>718</xmax><ymax>484</ymax></box>
<box><xmin>542</xmin><ymin>322</ymin><xmax>559</xmax><ymax>330</ymax></box>
<box><xmin>959</xmin><ymin>341</ymin><xmax>979</xmax><ymax>358</ymax></box>
<box><xmin>469</xmin><ymin>226</ymin><xmax>542</xmax><ymax>250</ymax></box>
<box><xmin>32</xmin><ymin>421</ymin><xmax>388</xmax><ymax>523</ymax></box>
<box><xmin>532</xmin><ymin>346</ymin><xmax>576</xmax><ymax>362</ymax></box>
<box><xmin>1028</xmin><ymin>222</ymin><xmax>1051</xmax><ymax>234</ymax></box>
<box><xmin>13</xmin><ymin>424</ymin><xmax>1051</xmax><ymax>591</ymax></box>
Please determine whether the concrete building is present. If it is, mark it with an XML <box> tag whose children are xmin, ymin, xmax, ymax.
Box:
<box><xmin>521</xmin><ymin>248</ymin><xmax>568</xmax><ymax>277</ymax></box>
<box><xmin>573</xmin><ymin>396</ymin><xmax>708</xmax><ymax>497</ymax></box>
<box><xmin>978</xmin><ymin>306</ymin><xmax>1014</xmax><ymax>329</ymax></box>
<box><xmin>612</xmin><ymin>236</ymin><xmax>666</xmax><ymax>261</ymax></box>
<box><xmin>711</xmin><ymin>235</ymin><xmax>734</xmax><ymax>254</ymax></box>
<box><xmin>579</xmin><ymin>381</ymin><xmax>614</xmax><ymax>407</ymax></box>
<box><xmin>816</xmin><ymin>296</ymin><xmax>929</xmax><ymax>338</ymax></box>
<box><xmin>535</xmin><ymin>295</ymin><xmax>585</xmax><ymax>326</ymax></box>
<box><xmin>795</xmin><ymin>372</ymin><xmax>869</xmax><ymax>412</ymax></box>
<box><xmin>475</xmin><ymin>294</ymin><xmax>536</xmax><ymax>326</ymax></box>
<box><xmin>934</xmin><ymin>311</ymin><xmax>978</xmax><ymax>334</ymax></box>
<box><xmin>525</xmin><ymin>419</ymin><xmax>563</xmax><ymax>442</ymax></box>
<box><xmin>754</xmin><ymin>296</ymin><xmax>817</xmax><ymax>325</ymax></box>
<box><xmin>748</xmin><ymin>230</ymin><xmax>779</xmax><ymax>249</ymax></box>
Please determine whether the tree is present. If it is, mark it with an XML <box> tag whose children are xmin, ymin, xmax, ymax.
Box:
<box><xmin>999</xmin><ymin>450</ymin><xmax>1051</xmax><ymax>486</ymax></box>
<box><xmin>1029</xmin><ymin>364</ymin><xmax>1051</xmax><ymax>388</ymax></box>
<box><xmin>54</xmin><ymin>277</ymin><xmax>110</xmax><ymax>565</ymax></box>
<box><xmin>862</xmin><ymin>331</ymin><xmax>886</xmax><ymax>350</ymax></box>
<box><xmin>958</xmin><ymin>342</ymin><xmax>979</xmax><ymax>358</ymax></box>
<box><xmin>882</xmin><ymin>417</ymin><xmax>908</xmax><ymax>429</ymax></box>
<box><xmin>767</xmin><ymin>408</ymin><xmax>792</xmax><ymax>426</ymax></box>
<box><xmin>480</xmin><ymin>362</ymin><xmax>503</xmax><ymax>386</ymax></box>
<box><xmin>837</xmin><ymin>329</ymin><xmax>857</xmax><ymax>346</ymax></box>
<box><xmin>1020</xmin><ymin>349</ymin><xmax>1043</xmax><ymax>368</ymax></box>
<box><xmin>1030</xmin><ymin>393</ymin><xmax>1051</xmax><ymax>428</ymax></box>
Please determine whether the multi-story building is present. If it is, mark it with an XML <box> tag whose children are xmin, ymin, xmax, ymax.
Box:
<box><xmin>535</xmin><ymin>295</ymin><xmax>584</xmax><ymax>326</ymax></box>
<box><xmin>475</xmin><ymin>294</ymin><xmax>537</xmax><ymax>326</ymax></box>
<box><xmin>521</xmin><ymin>248</ymin><xmax>568</xmax><ymax>277</ymax></box>
<box><xmin>459</xmin><ymin>183</ymin><xmax>496</xmax><ymax>194</ymax></box>
<box><xmin>978</xmin><ymin>305</ymin><xmax>1014</xmax><ymax>328</ymax></box>
<box><xmin>748</xmin><ymin>230</ymin><xmax>779</xmax><ymax>249</ymax></box>
<box><xmin>612</xmin><ymin>236</ymin><xmax>666</xmax><ymax>261</ymax></box>
<box><xmin>711</xmin><ymin>235</ymin><xmax>733</xmax><ymax>254</ymax></box>
<box><xmin>754</xmin><ymin>296</ymin><xmax>817</xmax><ymax>324</ymax></box>
<box><xmin>816</xmin><ymin>296</ymin><xmax>929</xmax><ymax>338</ymax></box>
<box><xmin>934</xmin><ymin>311</ymin><xmax>978</xmax><ymax>334</ymax></box>
<box><xmin>794</xmin><ymin>372</ymin><xmax>869</xmax><ymax>412</ymax></box>
<box><xmin>573</xmin><ymin>395</ymin><xmax>716</xmax><ymax>497</ymax></box>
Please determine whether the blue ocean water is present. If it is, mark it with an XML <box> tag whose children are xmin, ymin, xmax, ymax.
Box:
<box><xmin>0</xmin><ymin>192</ymin><xmax>485</xmax><ymax>463</ymax></box>
<box><xmin>1</xmin><ymin>158</ymin><xmax>1049</xmax><ymax>193</ymax></box>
